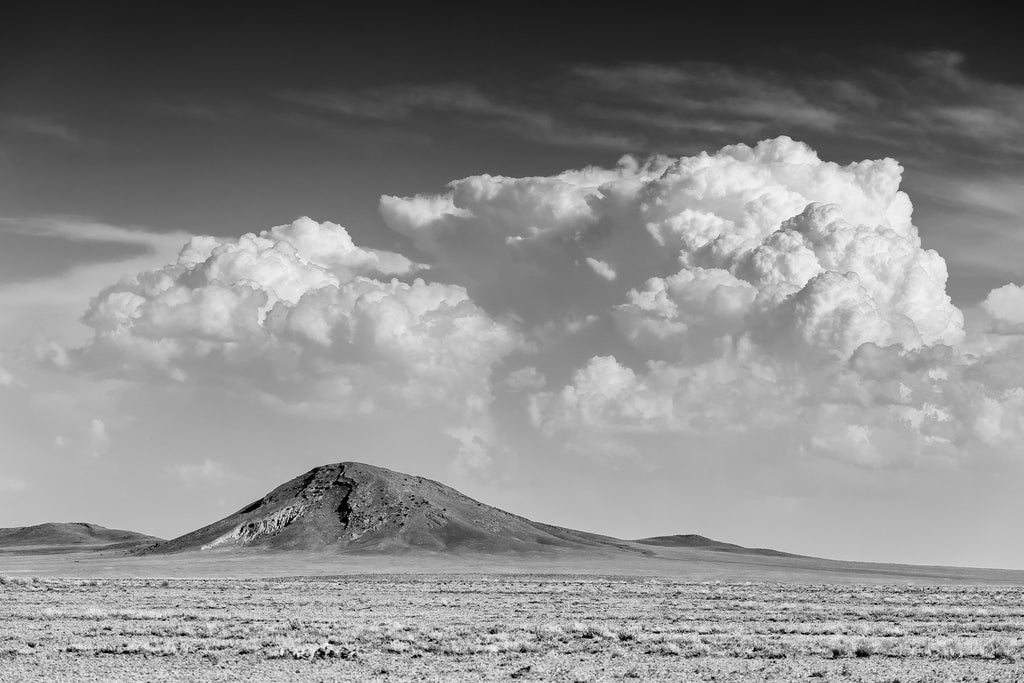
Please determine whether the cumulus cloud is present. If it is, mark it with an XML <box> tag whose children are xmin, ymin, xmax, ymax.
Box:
<box><xmin>294</xmin><ymin>51</ymin><xmax>1024</xmax><ymax>310</ymax></box>
<box><xmin>386</xmin><ymin>136</ymin><xmax>961</xmax><ymax>351</ymax></box>
<box><xmin>380</xmin><ymin>157</ymin><xmax>678</xmax><ymax>321</ymax></box>
<box><xmin>76</xmin><ymin>217</ymin><xmax>522</xmax><ymax>419</ymax></box>
<box><xmin>531</xmin><ymin>348</ymin><xmax>792</xmax><ymax>438</ymax></box>
<box><xmin>71</xmin><ymin>138</ymin><xmax>1024</xmax><ymax>470</ymax></box>
<box><xmin>378</xmin><ymin>135</ymin><xmax>1022</xmax><ymax>466</ymax></box>
<box><xmin>982</xmin><ymin>283</ymin><xmax>1024</xmax><ymax>333</ymax></box>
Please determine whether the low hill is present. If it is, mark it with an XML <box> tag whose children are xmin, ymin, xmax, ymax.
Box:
<box><xmin>9</xmin><ymin>466</ymin><xmax>1024</xmax><ymax>584</ymax></box>
<box><xmin>0</xmin><ymin>523</ymin><xmax>161</xmax><ymax>554</ymax></box>
<box><xmin>147</xmin><ymin>462</ymin><xmax>649</xmax><ymax>555</ymax></box>
<box><xmin>634</xmin><ymin>534</ymin><xmax>798</xmax><ymax>557</ymax></box>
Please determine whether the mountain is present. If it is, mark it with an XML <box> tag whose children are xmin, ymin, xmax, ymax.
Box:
<box><xmin>634</xmin><ymin>534</ymin><xmax>797</xmax><ymax>557</ymax></box>
<box><xmin>10</xmin><ymin>465</ymin><xmax>1023</xmax><ymax>585</ymax></box>
<box><xmin>0</xmin><ymin>522</ymin><xmax>161</xmax><ymax>554</ymax></box>
<box><xmin>147</xmin><ymin>461</ymin><xmax>649</xmax><ymax>555</ymax></box>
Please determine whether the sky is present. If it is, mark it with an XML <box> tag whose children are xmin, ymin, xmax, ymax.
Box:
<box><xmin>3</xmin><ymin>5</ymin><xmax>1024</xmax><ymax>569</ymax></box>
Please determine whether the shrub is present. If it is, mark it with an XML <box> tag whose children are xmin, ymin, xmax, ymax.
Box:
<box><xmin>854</xmin><ymin>638</ymin><xmax>879</xmax><ymax>658</ymax></box>
<box><xmin>828</xmin><ymin>637</ymin><xmax>852</xmax><ymax>658</ymax></box>
<box><xmin>985</xmin><ymin>637</ymin><xmax>1015</xmax><ymax>660</ymax></box>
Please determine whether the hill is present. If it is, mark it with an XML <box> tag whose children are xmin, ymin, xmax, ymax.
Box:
<box><xmin>634</xmin><ymin>534</ymin><xmax>798</xmax><ymax>557</ymax></box>
<box><xmin>0</xmin><ymin>522</ymin><xmax>161</xmax><ymax>554</ymax></box>
<box><xmin>7</xmin><ymin>465</ymin><xmax>1024</xmax><ymax>584</ymax></box>
<box><xmin>147</xmin><ymin>462</ymin><xmax>649</xmax><ymax>555</ymax></box>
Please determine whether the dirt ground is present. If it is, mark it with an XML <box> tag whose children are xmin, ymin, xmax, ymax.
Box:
<box><xmin>1</xmin><ymin>574</ymin><xmax>1022</xmax><ymax>682</ymax></box>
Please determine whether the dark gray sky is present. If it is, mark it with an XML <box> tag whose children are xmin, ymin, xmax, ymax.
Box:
<box><xmin>3</xmin><ymin>5</ymin><xmax>1024</xmax><ymax>569</ymax></box>
<box><xmin>4</xmin><ymin>5</ymin><xmax>1023</xmax><ymax>298</ymax></box>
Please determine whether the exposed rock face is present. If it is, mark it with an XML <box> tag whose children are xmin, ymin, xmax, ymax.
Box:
<box><xmin>147</xmin><ymin>462</ymin><xmax>648</xmax><ymax>555</ymax></box>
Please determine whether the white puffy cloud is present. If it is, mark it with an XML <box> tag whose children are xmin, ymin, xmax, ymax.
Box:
<box><xmin>68</xmin><ymin>139</ymin><xmax>1024</xmax><ymax>470</ymax></box>
<box><xmin>531</xmin><ymin>347</ymin><xmax>792</xmax><ymax>437</ymax></box>
<box><xmin>380</xmin><ymin>137</ymin><xmax>961</xmax><ymax>353</ymax></box>
<box><xmin>626</xmin><ymin>142</ymin><xmax>961</xmax><ymax>358</ymax></box>
<box><xmin>255</xmin><ymin>216</ymin><xmax>419</xmax><ymax>280</ymax></box>
<box><xmin>76</xmin><ymin>217</ymin><xmax>522</xmax><ymax>418</ymax></box>
<box><xmin>374</xmin><ymin>135</ymin><xmax>1014</xmax><ymax>467</ymax></box>
<box><xmin>379</xmin><ymin>157</ymin><xmax>675</xmax><ymax>321</ymax></box>
<box><xmin>530</xmin><ymin>356</ymin><xmax>675</xmax><ymax>433</ymax></box>
<box><xmin>585</xmin><ymin>257</ymin><xmax>617</xmax><ymax>281</ymax></box>
<box><xmin>982</xmin><ymin>283</ymin><xmax>1024</xmax><ymax>333</ymax></box>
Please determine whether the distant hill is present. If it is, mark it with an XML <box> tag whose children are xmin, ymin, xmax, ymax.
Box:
<box><xmin>7</xmin><ymin>464</ymin><xmax>1022</xmax><ymax>584</ymax></box>
<box><xmin>147</xmin><ymin>462</ymin><xmax>650</xmax><ymax>555</ymax></box>
<box><xmin>0</xmin><ymin>522</ymin><xmax>161</xmax><ymax>554</ymax></box>
<box><xmin>633</xmin><ymin>534</ymin><xmax>799</xmax><ymax>558</ymax></box>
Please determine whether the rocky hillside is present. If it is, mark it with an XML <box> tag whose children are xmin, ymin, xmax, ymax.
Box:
<box><xmin>147</xmin><ymin>462</ymin><xmax>648</xmax><ymax>555</ymax></box>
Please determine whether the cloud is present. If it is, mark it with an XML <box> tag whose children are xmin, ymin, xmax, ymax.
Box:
<box><xmin>569</xmin><ymin>61</ymin><xmax>843</xmax><ymax>136</ymax></box>
<box><xmin>275</xmin><ymin>50</ymin><xmax>1024</xmax><ymax>311</ymax></box>
<box><xmin>504</xmin><ymin>366</ymin><xmax>546</xmax><ymax>391</ymax></box>
<box><xmin>280</xmin><ymin>51</ymin><xmax>1024</xmax><ymax>165</ymax></box>
<box><xmin>62</xmin><ymin>137</ymin><xmax>1024</xmax><ymax>471</ymax></box>
<box><xmin>0</xmin><ymin>115</ymin><xmax>85</xmax><ymax>145</ymax></box>
<box><xmin>283</xmin><ymin>83</ymin><xmax>643</xmax><ymax>151</ymax></box>
<box><xmin>380</xmin><ymin>155</ymin><xmax>678</xmax><ymax>322</ymax></box>
<box><xmin>557</xmin><ymin>51</ymin><xmax>1024</xmax><ymax>163</ymax></box>
<box><xmin>982</xmin><ymin>283</ymin><xmax>1024</xmax><ymax>333</ymax></box>
<box><xmin>531</xmin><ymin>350</ymin><xmax>791</xmax><ymax>438</ymax></box>
<box><xmin>531</xmin><ymin>355</ymin><xmax>679</xmax><ymax>433</ymax></box>
<box><xmin>378</xmin><ymin>134</ymin><xmax>1024</xmax><ymax>467</ymax></box>
<box><xmin>585</xmin><ymin>257</ymin><xmax>617</xmax><ymax>281</ymax></box>
<box><xmin>0</xmin><ymin>217</ymin><xmax>192</xmax><ymax>346</ymax></box>
<box><xmin>76</xmin><ymin>217</ymin><xmax>522</xmax><ymax>419</ymax></box>
<box><xmin>383</xmin><ymin>136</ymin><xmax>961</xmax><ymax>349</ymax></box>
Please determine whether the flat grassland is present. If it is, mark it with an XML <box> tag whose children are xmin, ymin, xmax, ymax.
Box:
<box><xmin>2</xmin><ymin>574</ymin><xmax>1023</xmax><ymax>682</ymax></box>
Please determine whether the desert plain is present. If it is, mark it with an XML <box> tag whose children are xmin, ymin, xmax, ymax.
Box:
<box><xmin>2</xmin><ymin>463</ymin><xmax>1023</xmax><ymax>681</ymax></box>
<box><xmin>2</xmin><ymin>548</ymin><xmax>1024</xmax><ymax>682</ymax></box>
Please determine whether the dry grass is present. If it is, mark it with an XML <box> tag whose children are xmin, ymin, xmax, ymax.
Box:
<box><xmin>1</xmin><ymin>575</ymin><xmax>1023</xmax><ymax>681</ymax></box>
